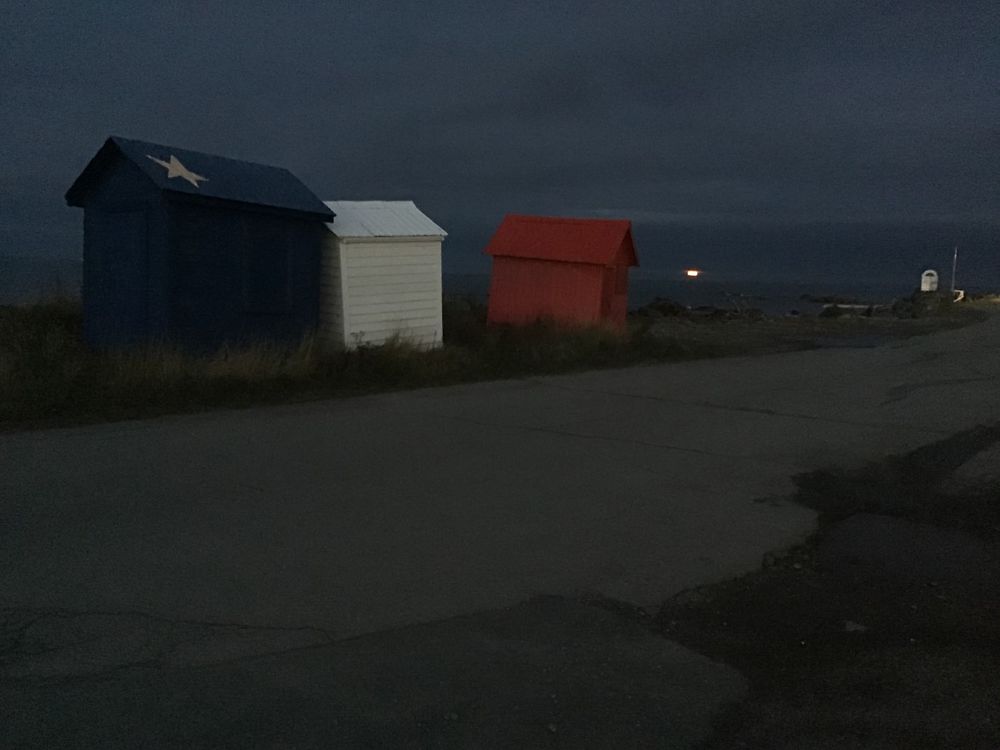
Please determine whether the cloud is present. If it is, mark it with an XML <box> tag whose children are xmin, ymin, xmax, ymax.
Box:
<box><xmin>1</xmin><ymin>0</ymin><xmax>998</xmax><ymax>271</ymax></box>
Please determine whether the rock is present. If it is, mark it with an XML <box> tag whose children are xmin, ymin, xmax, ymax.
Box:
<box><xmin>844</xmin><ymin>621</ymin><xmax>868</xmax><ymax>632</ymax></box>
<box><xmin>671</xmin><ymin>588</ymin><xmax>709</xmax><ymax>606</ymax></box>
<box><xmin>691</xmin><ymin>305</ymin><xmax>721</xmax><ymax>316</ymax></box>
<box><xmin>892</xmin><ymin>291</ymin><xmax>953</xmax><ymax>318</ymax></box>
<box><xmin>891</xmin><ymin>297</ymin><xmax>916</xmax><ymax>318</ymax></box>
<box><xmin>941</xmin><ymin>443</ymin><xmax>1000</xmax><ymax>493</ymax></box>
<box><xmin>817</xmin><ymin>513</ymin><xmax>1000</xmax><ymax>590</ymax></box>
<box><xmin>801</xmin><ymin>294</ymin><xmax>861</xmax><ymax>305</ymax></box>
<box><xmin>637</xmin><ymin>297</ymin><xmax>688</xmax><ymax>317</ymax></box>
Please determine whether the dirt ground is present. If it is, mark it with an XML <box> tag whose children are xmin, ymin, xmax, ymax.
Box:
<box><xmin>640</xmin><ymin>306</ymin><xmax>988</xmax><ymax>356</ymax></box>
<box><xmin>655</xmin><ymin>424</ymin><xmax>1000</xmax><ymax>749</ymax></box>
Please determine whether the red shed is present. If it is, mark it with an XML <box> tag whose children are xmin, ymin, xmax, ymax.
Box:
<box><xmin>485</xmin><ymin>214</ymin><xmax>639</xmax><ymax>328</ymax></box>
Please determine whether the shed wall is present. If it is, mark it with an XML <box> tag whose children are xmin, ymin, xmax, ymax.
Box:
<box><xmin>167</xmin><ymin>201</ymin><xmax>322</xmax><ymax>350</ymax></box>
<box><xmin>487</xmin><ymin>257</ymin><xmax>605</xmax><ymax>326</ymax></box>
<box><xmin>319</xmin><ymin>237</ymin><xmax>346</xmax><ymax>347</ymax></box>
<box><xmin>80</xmin><ymin>158</ymin><xmax>169</xmax><ymax>347</ymax></box>
<box><xmin>325</xmin><ymin>237</ymin><xmax>443</xmax><ymax>348</ymax></box>
<box><xmin>596</xmin><ymin>266</ymin><xmax>630</xmax><ymax>326</ymax></box>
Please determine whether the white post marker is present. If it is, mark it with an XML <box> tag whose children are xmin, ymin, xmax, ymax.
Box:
<box><xmin>951</xmin><ymin>245</ymin><xmax>958</xmax><ymax>294</ymax></box>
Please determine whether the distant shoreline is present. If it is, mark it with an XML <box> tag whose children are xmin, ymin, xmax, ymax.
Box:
<box><xmin>1</xmin><ymin>257</ymin><xmax>990</xmax><ymax>316</ymax></box>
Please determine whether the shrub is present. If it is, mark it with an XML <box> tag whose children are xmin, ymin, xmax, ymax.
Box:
<box><xmin>0</xmin><ymin>295</ymin><xmax>725</xmax><ymax>427</ymax></box>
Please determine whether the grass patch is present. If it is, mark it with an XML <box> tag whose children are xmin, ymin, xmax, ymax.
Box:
<box><xmin>0</xmin><ymin>297</ymin><xmax>717</xmax><ymax>429</ymax></box>
<box><xmin>0</xmin><ymin>296</ymin><xmax>988</xmax><ymax>430</ymax></box>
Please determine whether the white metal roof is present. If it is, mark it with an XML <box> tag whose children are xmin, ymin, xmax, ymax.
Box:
<box><xmin>324</xmin><ymin>200</ymin><xmax>447</xmax><ymax>238</ymax></box>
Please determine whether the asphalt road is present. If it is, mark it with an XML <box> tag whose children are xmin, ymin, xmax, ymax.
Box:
<box><xmin>3</xmin><ymin>313</ymin><xmax>999</xmax><ymax>748</ymax></box>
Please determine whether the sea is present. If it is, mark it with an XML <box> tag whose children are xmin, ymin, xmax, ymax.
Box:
<box><xmin>0</xmin><ymin>256</ymin><xmax>970</xmax><ymax>317</ymax></box>
<box><xmin>1</xmin><ymin>257</ymin><xmax>83</xmax><ymax>304</ymax></box>
<box><xmin>439</xmin><ymin>273</ymin><xmax>921</xmax><ymax>317</ymax></box>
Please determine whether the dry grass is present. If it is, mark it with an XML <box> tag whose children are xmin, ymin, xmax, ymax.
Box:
<box><xmin>0</xmin><ymin>298</ymin><xmax>704</xmax><ymax>428</ymax></box>
<box><xmin>0</xmin><ymin>296</ymin><xmax>988</xmax><ymax>429</ymax></box>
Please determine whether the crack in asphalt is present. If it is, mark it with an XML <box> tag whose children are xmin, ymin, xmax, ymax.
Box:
<box><xmin>528</xmin><ymin>379</ymin><xmax>955</xmax><ymax>436</ymax></box>
<box><xmin>1</xmin><ymin>605</ymin><xmax>336</xmax><ymax>642</ymax></box>
<box><xmin>0</xmin><ymin>606</ymin><xmax>337</xmax><ymax>683</ymax></box>
<box><xmin>445</xmin><ymin>414</ymin><xmax>771</xmax><ymax>462</ymax></box>
<box><xmin>693</xmin><ymin>401</ymin><xmax>952</xmax><ymax>434</ymax></box>
<box><xmin>881</xmin><ymin>375</ymin><xmax>999</xmax><ymax>405</ymax></box>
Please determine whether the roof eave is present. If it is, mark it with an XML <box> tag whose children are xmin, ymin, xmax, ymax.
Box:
<box><xmin>65</xmin><ymin>138</ymin><xmax>125</xmax><ymax>207</ymax></box>
<box><xmin>622</xmin><ymin>227</ymin><xmax>640</xmax><ymax>267</ymax></box>
<box><xmin>332</xmin><ymin>233</ymin><xmax>447</xmax><ymax>242</ymax></box>
<box><xmin>164</xmin><ymin>190</ymin><xmax>333</xmax><ymax>221</ymax></box>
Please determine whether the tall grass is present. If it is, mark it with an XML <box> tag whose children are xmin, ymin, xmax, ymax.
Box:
<box><xmin>0</xmin><ymin>296</ymin><xmax>711</xmax><ymax>428</ymax></box>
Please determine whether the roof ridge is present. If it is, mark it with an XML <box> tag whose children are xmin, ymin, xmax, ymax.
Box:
<box><xmin>328</xmin><ymin>200</ymin><xmax>417</xmax><ymax>206</ymax></box>
<box><xmin>67</xmin><ymin>136</ymin><xmax>331</xmax><ymax>219</ymax></box>
<box><xmin>484</xmin><ymin>213</ymin><xmax>636</xmax><ymax>266</ymax></box>
<box><xmin>110</xmin><ymin>135</ymin><xmax>295</xmax><ymax>175</ymax></box>
<box><xmin>323</xmin><ymin>200</ymin><xmax>446</xmax><ymax>237</ymax></box>
<box><xmin>506</xmin><ymin>214</ymin><xmax>630</xmax><ymax>225</ymax></box>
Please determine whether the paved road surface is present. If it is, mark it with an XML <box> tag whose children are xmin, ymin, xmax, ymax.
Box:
<box><xmin>3</xmin><ymin>314</ymin><xmax>999</xmax><ymax>748</ymax></box>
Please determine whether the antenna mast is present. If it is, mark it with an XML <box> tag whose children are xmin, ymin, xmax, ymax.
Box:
<box><xmin>950</xmin><ymin>246</ymin><xmax>958</xmax><ymax>294</ymax></box>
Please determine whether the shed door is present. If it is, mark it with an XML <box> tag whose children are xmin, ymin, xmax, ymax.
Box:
<box><xmin>601</xmin><ymin>266</ymin><xmax>615</xmax><ymax>317</ymax></box>
<box><xmin>89</xmin><ymin>209</ymin><xmax>149</xmax><ymax>345</ymax></box>
<box><xmin>599</xmin><ymin>265</ymin><xmax>628</xmax><ymax>326</ymax></box>
<box><xmin>242</xmin><ymin>219</ymin><xmax>291</xmax><ymax>315</ymax></box>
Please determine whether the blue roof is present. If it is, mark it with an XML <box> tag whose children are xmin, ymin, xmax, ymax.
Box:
<box><xmin>66</xmin><ymin>136</ymin><xmax>333</xmax><ymax>220</ymax></box>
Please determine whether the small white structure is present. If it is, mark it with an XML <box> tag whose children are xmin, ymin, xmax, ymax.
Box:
<box><xmin>920</xmin><ymin>269</ymin><xmax>939</xmax><ymax>292</ymax></box>
<box><xmin>321</xmin><ymin>201</ymin><xmax>447</xmax><ymax>349</ymax></box>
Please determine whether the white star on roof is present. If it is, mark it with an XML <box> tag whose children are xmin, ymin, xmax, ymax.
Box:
<box><xmin>146</xmin><ymin>154</ymin><xmax>208</xmax><ymax>188</ymax></box>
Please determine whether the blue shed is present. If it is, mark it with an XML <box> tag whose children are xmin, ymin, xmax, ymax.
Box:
<box><xmin>65</xmin><ymin>136</ymin><xmax>333</xmax><ymax>350</ymax></box>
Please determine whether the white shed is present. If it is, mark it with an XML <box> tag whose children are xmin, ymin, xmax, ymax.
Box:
<box><xmin>920</xmin><ymin>269</ymin><xmax>939</xmax><ymax>293</ymax></box>
<box><xmin>320</xmin><ymin>201</ymin><xmax>447</xmax><ymax>349</ymax></box>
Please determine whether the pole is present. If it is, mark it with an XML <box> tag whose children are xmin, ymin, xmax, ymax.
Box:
<box><xmin>951</xmin><ymin>245</ymin><xmax>958</xmax><ymax>294</ymax></box>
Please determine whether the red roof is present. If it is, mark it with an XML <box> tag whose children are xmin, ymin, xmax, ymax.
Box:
<box><xmin>484</xmin><ymin>214</ymin><xmax>638</xmax><ymax>266</ymax></box>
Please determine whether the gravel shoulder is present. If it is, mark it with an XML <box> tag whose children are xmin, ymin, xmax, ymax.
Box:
<box><xmin>655</xmin><ymin>424</ymin><xmax>1000</xmax><ymax>749</ymax></box>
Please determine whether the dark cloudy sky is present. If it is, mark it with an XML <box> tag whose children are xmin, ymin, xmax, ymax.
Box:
<box><xmin>3</xmin><ymin>1</ymin><xmax>999</xmax><ymax>283</ymax></box>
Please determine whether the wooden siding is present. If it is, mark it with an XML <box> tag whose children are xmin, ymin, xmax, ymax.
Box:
<box><xmin>487</xmin><ymin>257</ymin><xmax>605</xmax><ymax>326</ymax></box>
<box><xmin>320</xmin><ymin>237</ymin><xmax>443</xmax><ymax>349</ymax></box>
<box><xmin>319</xmin><ymin>236</ymin><xmax>345</xmax><ymax>347</ymax></box>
